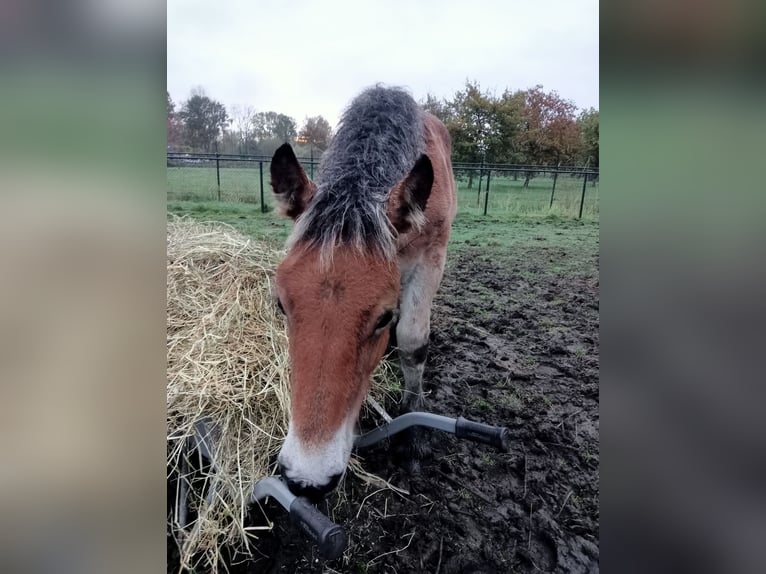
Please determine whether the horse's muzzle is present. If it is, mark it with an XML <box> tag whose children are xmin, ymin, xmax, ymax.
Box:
<box><xmin>279</xmin><ymin>463</ymin><xmax>342</xmax><ymax>502</ymax></box>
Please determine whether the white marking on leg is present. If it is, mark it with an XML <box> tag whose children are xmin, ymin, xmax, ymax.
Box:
<box><xmin>397</xmin><ymin>254</ymin><xmax>444</xmax><ymax>411</ymax></box>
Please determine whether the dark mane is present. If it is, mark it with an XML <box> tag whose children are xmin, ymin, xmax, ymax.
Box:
<box><xmin>289</xmin><ymin>85</ymin><xmax>424</xmax><ymax>260</ymax></box>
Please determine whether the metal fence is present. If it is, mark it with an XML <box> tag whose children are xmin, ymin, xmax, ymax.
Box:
<box><xmin>167</xmin><ymin>152</ymin><xmax>600</xmax><ymax>218</ymax></box>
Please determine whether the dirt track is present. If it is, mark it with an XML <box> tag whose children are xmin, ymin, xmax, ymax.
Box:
<box><xmin>224</xmin><ymin>233</ymin><xmax>600</xmax><ymax>573</ymax></box>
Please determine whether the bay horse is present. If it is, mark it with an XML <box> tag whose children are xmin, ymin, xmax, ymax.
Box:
<box><xmin>270</xmin><ymin>86</ymin><xmax>456</xmax><ymax>499</ymax></box>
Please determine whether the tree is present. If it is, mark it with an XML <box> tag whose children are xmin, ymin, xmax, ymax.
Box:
<box><xmin>517</xmin><ymin>86</ymin><xmax>580</xmax><ymax>164</ymax></box>
<box><xmin>177</xmin><ymin>88</ymin><xmax>230</xmax><ymax>152</ymax></box>
<box><xmin>446</xmin><ymin>81</ymin><xmax>493</xmax><ymax>164</ymax></box>
<box><xmin>230</xmin><ymin>104</ymin><xmax>257</xmax><ymax>155</ymax></box>
<box><xmin>252</xmin><ymin>111</ymin><xmax>277</xmax><ymax>141</ymax></box>
<box><xmin>273</xmin><ymin>114</ymin><xmax>297</xmax><ymax>143</ymax></box>
<box><xmin>420</xmin><ymin>93</ymin><xmax>451</xmax><ymax>124</ymax></box>
<box><xmin>419</xmin><ymin>83</ymin><xmax>591</xmax><ymax>189</ymax></box>
<box><xmin>515</xmin><ymin>86</ymin><xmax>580</xmax><ymax>186</ymax></box>
<box><xmin>443</xmin><ymin>81</ymin><xmax>521</xmax><ymax>165</ymax></box>
<box><xmin>298</xmin><ymin>116</ymin><xmax>332</xmax><ymax>151</ymax></box>
<box><xmin>166</xmin><ymin>91</ymin><xmax>185</xmax><ymax>151</ymax></box>
<box><xmin>577</xmin><ymin>108</ymin><xmax>599</xmax><ymax>168</ymax></box>
<box><xmin>252</xmin><ymin>111</ymin><xmax>297</xmax><ymax>143</ymax></box>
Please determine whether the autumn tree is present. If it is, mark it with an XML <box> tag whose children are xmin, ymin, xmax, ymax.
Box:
<box><xmin>177</xmin><ymin>88</ymin><xmax>230</xmax><ymax>152</ymax></box>
<box><xmin>424</xmin><ymin>83</ymin><xmax>592</xmax><ymax>186</ymax></box>
<box><xmin>298</xmin><ymin>116</ymin><xmax>332</xmax><ymax>151</ymax></box>
<box><xmin>515</xmin><ymin>86</ymin><xmax>580</xmax><ymax>186</ymax></box>
<box><xmin>517</xmin><ymin>86</ymin><xmax>580</xmax><ymax>164</ymax></box>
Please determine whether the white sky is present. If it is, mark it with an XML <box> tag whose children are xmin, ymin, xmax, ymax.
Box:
<box><xmin>167</xmin><ymin>0</ymin><xmax>598</xmax><ymax>128</ymax></box>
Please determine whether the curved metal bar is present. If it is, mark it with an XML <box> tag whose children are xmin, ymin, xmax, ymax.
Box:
<box><xmin>354</xmin><ymin>412</ymin><xmax>457</xmax><ymax>449</ymax></box>
<box><xmin>251</xmin><ymin>476</ymin><xmax>296</xmax><ymax>510</ymax></box>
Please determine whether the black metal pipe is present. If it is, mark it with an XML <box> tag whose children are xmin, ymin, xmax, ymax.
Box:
<box><xmin>215</xmin><ymin>154</ymin><xmax>221</xmax><ymax>201</ymax></box>
<box><xmin>578</xmin><ymin>169</ymin><xmax>588</xmax><ymax>219</ymax></box>
<box><xmin>259</xmin><ymin>161</ymin><xmax>265</xmax><ymax>213</ymax></box>
<box><xmin>483</xmin><ymin>170</ymin><xmax>491</xmax><ymax>216</ymax></box>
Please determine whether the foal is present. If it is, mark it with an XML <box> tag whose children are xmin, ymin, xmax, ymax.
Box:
<box><xmin>270</xmin><ymin>86</ymin><xmax>456</xmax><ymax>498</ymax></box>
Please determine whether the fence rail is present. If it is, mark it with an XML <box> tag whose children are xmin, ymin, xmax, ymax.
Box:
<box><xmin>167</xmin><ymin>153</ymin><xmax>599</xmax><ymax>218</ymax></box>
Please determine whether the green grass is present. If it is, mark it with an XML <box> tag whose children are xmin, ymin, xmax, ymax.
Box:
<box><xmin>455</xmin><ymin>173</ymin><xmax>599</xmax><ymax>219</ymax></box>
<box><xmin>167</xmin><ymin>166</ymin><xmax>599</xmax><ymax>220</ymax></box>
<box><xmin>167</xmin><ymin>201</ymin><xmax>597</xmax><ymax>249</ymax></box>
<box><xmin>167</xmin><ymin>200</ymin><xmax>292</xmax><ymax>244</ymax></box>
<box><xmin>167</xmin><ymin>166</ymin><xmax>599</xmax><ymax>270</ymax></box>
<box><xmin>167</xmin><ymin>166</ymin><xmax>267</xmax><ymax>204</ymax></box>
<box><xmin>449</xmin><ymin>211</ymin><xmax>597</xmax><ymax>248</ymax></box>
<box><xmin>167</xmin><ymin>200</ymin><xmax>599</xmax><ymax>281</ymax></box>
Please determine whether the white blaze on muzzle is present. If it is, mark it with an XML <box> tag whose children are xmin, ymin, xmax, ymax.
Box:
<box><xmin>277</xmin><ymin>413</ymin><xmax>356</xmax><ymax>489</ymax></box>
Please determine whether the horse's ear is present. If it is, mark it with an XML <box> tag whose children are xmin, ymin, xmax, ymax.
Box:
<box><xmin>270</xmin><ymin>143</ymin><xmax>316</xmax><ymax>219</ymax></box>
<box><xmin>387</xmin><ymin>154</ymin><xmax>434</xmax><ymax>234</ymax></box>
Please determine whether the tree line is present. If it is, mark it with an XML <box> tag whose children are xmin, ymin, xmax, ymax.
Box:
<box><xmin>424</xmin><ymin>81</ymin><xmax>598</xmax><ymax>168</ymax></box>
<box><xmin>167</xmin><ymin>87</ymin><xmax>333</xmax><ymax>158</ymax></box>
<box><xmin>167</xmin><ymin>81</ymin><xmax>598</xmax><ymax>177</ymax></box>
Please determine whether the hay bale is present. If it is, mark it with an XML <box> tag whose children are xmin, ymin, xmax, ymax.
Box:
<box><xmin>167</xmin><ymin>218</ymin><xmax>290</xmax><ymax>570</ymax></box>
<box><xmin>166</xmin><ymin>218</ymin><xmax>401</xmax><ymax>570</ymax></box>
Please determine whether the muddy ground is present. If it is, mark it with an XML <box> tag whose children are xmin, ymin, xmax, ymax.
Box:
<box><xmin>170</xmin><ymin>224</ymin><xmax>599</xmax><ymax>573</ymax></box>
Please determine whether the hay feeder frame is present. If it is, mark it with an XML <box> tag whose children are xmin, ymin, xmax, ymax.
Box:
<box><xmin>175</xmin><ymin>413</ymin><xmax>509</xmax><ymax>561</ymax></box>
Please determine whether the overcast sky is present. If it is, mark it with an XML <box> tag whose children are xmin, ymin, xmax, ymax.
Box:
<box><xmin>168</xmin><ymin>0</ymin><xmax>598</xmax><ymax>127</ymax></box>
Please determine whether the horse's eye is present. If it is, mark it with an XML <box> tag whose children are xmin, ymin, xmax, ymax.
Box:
<box><xmin>374</xmin><ymin>310</ymin><xmax>395</xmax><ymax>331</ymax></box>
<box><xmin>276</xmin><ymin>298</ymin><xmax>285</xmax><ymax>315</ymax></box>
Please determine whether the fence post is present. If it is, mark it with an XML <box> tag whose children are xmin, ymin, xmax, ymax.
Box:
<box><xmin>483</xmin><ymin>169</ymin><xmax>491</xmax><ymax>216</ymax></box>
<box><xmin>578</xmin><ymin>162</ymin><xmax>589</xmax><ymax>219</ymax></box>
<box><xmin>476</xmin><ymin>166</ymin><xmax>484</xmax><ymax>206</ymax></box>
<box><xmin>310</xmin><ymin>147</ymin><xmax>314</xmax><ymax>179</ymax></box>
<box><xmin>484</xmin><ymin>178</ymin><xmax>489</xmax><ymax>215</ymax></box>
<box><xmin>549</xmin><ymin>162</ymin><xmax>560</xmax><ymax>208</ymax></box>
<box><xmin>259</xmin><ymin>161</ymin><xmax>265</xmax><ymax>213</ymax></box>
<box><xmin>216</xmin><ymin>153</ymin><xmax>221</xmax><ymax>201</ymax></box>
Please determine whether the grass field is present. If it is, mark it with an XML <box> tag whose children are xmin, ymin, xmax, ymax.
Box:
<box><xmin>166</xmin><ymin>162</ymin><xmax>599</xmax><ymax>277</ymax></box>
<box><xmin>167</xmin><ymin>165</ymin><xmax>599</xmax><ymax>219</ymax></box>
<box><xmin>454</xmin><ymin>173</ymin><xmax>599</xmax><ymax>218</ymax></box>
<box><xmin>167</xmin><ymin>199</ymin><xmax>599</xmax><ymax>278</ymax></box>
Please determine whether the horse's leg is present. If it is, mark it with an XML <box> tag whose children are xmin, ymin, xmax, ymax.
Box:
<box><xmin>397</xmin><ymin>256</ymin><xmax>443</xmax><ymax>411</ymax></box>
<box><xmin>395</xmin><ymin>250</ymin><xmax>446</xmax><ymax>464</ymax></box>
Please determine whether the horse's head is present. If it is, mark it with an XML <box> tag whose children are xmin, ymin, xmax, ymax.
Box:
<box><xmin>270</xmin><ymin>143</ymin><xmax>433</xmax><ymax>498</ymax></box>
